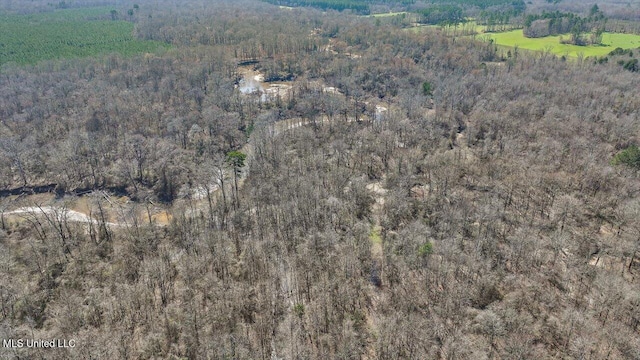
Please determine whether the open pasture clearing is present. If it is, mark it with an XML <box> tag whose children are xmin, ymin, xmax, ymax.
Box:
<box><xmin>480</xmin><ymin>30</ymin><xmax>640</xmax><ymax>58</ymax></box>
<box><xmin>0</xmin><ymin>7</ymin><xmax>168</xmax><ymax>66</ymax></box>
<box><xmin>408</xmin><ymin>19</ymin><xmax>640</xmax><ymax>58</ymax></box>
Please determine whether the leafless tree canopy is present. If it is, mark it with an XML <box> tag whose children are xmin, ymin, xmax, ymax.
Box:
<box><xmin>0</xmin><ymin>0</ymin><xmax>639</xmax><ymax>359</ymax></box>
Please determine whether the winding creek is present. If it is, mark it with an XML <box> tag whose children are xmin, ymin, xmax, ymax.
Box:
<box><xmin>1</xmin><ymin>65</ymin><xmax>390</xmax><ymax>228</ymax></box>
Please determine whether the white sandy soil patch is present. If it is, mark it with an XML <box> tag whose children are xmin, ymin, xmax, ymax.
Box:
<box><xmin>5</xmin><ymin>206</ymin><xmax>120</xmax><ymax>226</ymax></box>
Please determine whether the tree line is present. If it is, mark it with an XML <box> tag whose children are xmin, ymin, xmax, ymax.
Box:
<box><xmin>523</xmin><ymin>9</ymin><xmax>607</xmax><ymax>45</ymax></box>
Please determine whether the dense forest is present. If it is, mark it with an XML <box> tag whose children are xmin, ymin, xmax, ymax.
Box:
<box><xmin>1</xmin><ymin>0</ymin><xmax>640</xmax><ymax>359</ymax></box>
<box><xmin>259</xmin><ymin>0</ymin><xmax>524</xmax><ymax>17</ymax></box>
<box><xmin>416</xmin><ymin>5</ymin><xmax>466</xmax><ymax>25</ymax></box>
<box><xmin>528</xmin><ymin>0</ymin><xmax>640</xmax><ymax>21</ymax></box>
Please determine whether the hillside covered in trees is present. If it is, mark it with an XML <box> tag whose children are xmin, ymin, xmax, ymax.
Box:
<box><xmin>0</xmin><ymin>0</ymin><xmax>640</xmax><ymax>359</ymax></box>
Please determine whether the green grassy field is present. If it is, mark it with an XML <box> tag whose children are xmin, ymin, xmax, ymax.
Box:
<box><xmin>408</xmin><ymin>18</ymin><xmax>640</xmax><ymax>58</ymax></box>
<box><xmin>480</xmin><ymin>30</ymin><xmax>640</xmax><ymax>58</ymax></box>
<box><xmin>0</xmin><ymin>7</ymin><xmax>168</xmax><ymax>66</ymax></box>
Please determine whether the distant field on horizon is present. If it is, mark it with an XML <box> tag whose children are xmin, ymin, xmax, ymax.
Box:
<box><xmin>480</xmin><ymin>30</ymin><xmax>640</xmax><ymax>58</ymax></box>
<box><xmin>408</xmin><ymin>21</ymin><xmax>493</xmax><ymax>34</ymax></box>
<box><xmin>0</xmin><ymin>7</ymin><xmax>168</xmax><ymax>66</ymax></box>
<box><xmin>369</xmin><ymin>11</ymin><xmax>407</xmax><ymax>17</ymax></box>
<box><xmin>411</xmin><ymin>22</ymin><xmax>640</xmax><ymax>58</ymax></box>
